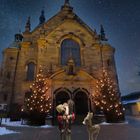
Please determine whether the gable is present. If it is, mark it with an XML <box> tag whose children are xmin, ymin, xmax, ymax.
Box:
<box><xmin>48</xmin><ymin>19</ymin><xmax>97</xmax><ymax>43</ymax></box>
<box><xmin>31</xmin><ymin>6</ymin><xmax>99</xmax><ymax>43</ymax></box>
<box><xmin>50</xmin><ymin>70</ymin><xmax>95</xmax><ymax>82</ymax></box>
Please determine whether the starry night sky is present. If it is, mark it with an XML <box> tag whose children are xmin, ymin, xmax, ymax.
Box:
<box><xmin>0</xmin><ymin>0</ymin><xmax>140</xmax><ymax>96</ymax></box>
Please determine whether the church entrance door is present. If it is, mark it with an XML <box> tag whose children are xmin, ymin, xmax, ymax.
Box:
<box><xmin>55</xmin><ymin>91</ymin><xmax>70</xmax><ymax>106</ymax></box>
<box><xmin>74</xmin><ymin>91</ymin><xmax>88</xmax><ymax>115</ymax></box>
<box><xmin>53</xmin><ymin>90</ymin><xmax>71</xmax><ymax>125</ymax></box>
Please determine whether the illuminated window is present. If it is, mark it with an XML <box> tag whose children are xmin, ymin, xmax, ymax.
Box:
<box><xmin>26</xmin><ymin>62</ymin><xmax>35</xmax><ymax>81</ymax></box>
<box><xmin>61</xmin><ymin>39</ymin><xmax>81</xmax><ymax>66</ymax></box>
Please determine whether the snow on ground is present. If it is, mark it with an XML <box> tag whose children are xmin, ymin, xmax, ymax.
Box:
<box><xmin>0</xmin><ymin>127</ymin><xmax>19</xmax><ymax>135</ymax></box>
<box><xmin>1</xmin><ymin>118</ymin><xmax>129</xmax><ymax>128</ymax></box>
<box><xmin>100</xmin><ymin>121</ymin><xmax>128</xmax><ymax>125</ymax></box>
<box><xmin>1</xmin><ymin>118</ymin><xmax>53</xmax><ymax>128</ymax></box>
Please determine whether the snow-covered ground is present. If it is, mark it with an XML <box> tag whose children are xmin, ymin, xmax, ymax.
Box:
<box><xmin>1</xmin><ymin>118</ymin><xmax>128</xmax><ymax>129</ymax></box>
<box><xmin>0</xmin><ymin>118</ymin><xmax>53</xmax><ymax>136</ymax></box>
<box><xmin>1</xmin><ymin>118</ymin><xmax>53</xmax><ymax>128</ymax></box>
<box><xmin>100</xmin><ymin>121</ymin><xmax>128</xmax><ymax>125</ymax></box>
<box><xmin>0</xmin><ymin>127</ymin><xmax>19</xmax><ymax>136</ymax></box>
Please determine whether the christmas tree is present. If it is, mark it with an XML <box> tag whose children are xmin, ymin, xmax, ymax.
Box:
<box><xmin>25</xmin><ymin>67</ymin><xmax>52</xmax><ymax>125</ymax></box>
<box><xmin>93</xmin><ymin>69</ymin><xmax>125</xmax><ymax>123</ymax></box>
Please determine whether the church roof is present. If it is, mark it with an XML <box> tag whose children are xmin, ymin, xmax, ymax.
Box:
<box><xmin>32</xmin><ymin>3</ymin><xmax>97</xmax><ymax>37</ymax></box>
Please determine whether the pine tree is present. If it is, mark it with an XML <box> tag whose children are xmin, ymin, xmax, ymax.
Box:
<box><xmin>25</xmin><ymin>67</ymin><xmax>52</xmax><ymax>125</ymax></box>
<box><xmin>93</xmin><ymin>69</ymin><xmax>125</xmax><ymax>123</ymax></box>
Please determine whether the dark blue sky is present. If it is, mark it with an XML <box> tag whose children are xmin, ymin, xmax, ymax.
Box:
<box><xmin>0</xmin><ymin>0</ymin><xmax>140</xmax><ymax>95</ymax></box>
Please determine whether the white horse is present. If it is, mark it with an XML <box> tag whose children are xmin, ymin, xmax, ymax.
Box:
<box><xmin>83</xmin><ymin>112</ymin><xmax>100</xmax><ymax>140</ymax></box>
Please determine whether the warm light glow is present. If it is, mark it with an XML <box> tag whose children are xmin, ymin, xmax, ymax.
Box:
<box><xmin>25</xmin><ymin>68</ymin><xmax>52</xmax><ymax>114</ymax></box>
<box><xmin>93</xmin><ymin>69</ymin><xmax>124</xmax><ymax>121</ymax></box>
<box><xmin>137</xmin><ymin>102</ymin><xmax>140</xmax><ymax>112</ymax></box>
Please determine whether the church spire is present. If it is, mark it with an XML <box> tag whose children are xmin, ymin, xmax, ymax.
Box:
<box><xmin>39</xmin><ymin>9</ymin><xmax>45</xmax><ymax>25</ymax></box>
<box><xmin>99</xmin><ymin>24</ymin><xmax>108</xmax><ymax>41</ymax></box>
<box><xmin>64</xmin><ymin>0</ymin><xmax>70</xmax><ymax>6</ymax></box>
<box><xmin>61</xmin><ymin>0</ymin><xmax>73</xmax><ymax>11</ymax></box>
<box><xmin>25</xmin><ymin>17</ymin><xmax>31</xmax><ymax>32</ymax></box>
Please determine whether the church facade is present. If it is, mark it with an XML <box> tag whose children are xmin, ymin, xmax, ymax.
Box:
<box><xmin>0</xmin><ymin>1</ymin><xmax>119</xmax><ymax>115</ymax></box>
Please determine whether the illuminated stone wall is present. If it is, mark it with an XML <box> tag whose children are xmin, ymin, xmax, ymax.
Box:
<box><xmin>0</xmin><ymin>4</ymin><xmax>118</xmax><ymax>112</ymax></box>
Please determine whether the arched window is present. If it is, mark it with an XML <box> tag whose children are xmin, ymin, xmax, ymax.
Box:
<box><xmin>61</xmin><ymin>39</ymin><xmax>81</xmax><ymax>66</ymax></box>
<box><xmin>26</xmin><ymin>62</ymin><xmax>35</xmax><ymax>81</ymax></box>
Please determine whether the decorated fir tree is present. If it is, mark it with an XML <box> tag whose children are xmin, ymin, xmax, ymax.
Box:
<box><xmin>93</xmin><ymin>69</ymin><xmax>125</xmax><ymax>123</ymax></box>
<box><xmin>25</xmin><ymin>67</ymin><xmax>52</xmax><ymax>125</ymax></box>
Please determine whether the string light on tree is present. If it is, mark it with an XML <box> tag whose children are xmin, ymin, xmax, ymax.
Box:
<box><xmin>25</xmin><ymin>66</ymin><xmax>52</xmax><ymax>115</ymax></box>
<box><xmin>93</xmin><ymin>69</ymin><xmax>125</xmax><ymax>123</ymax></box>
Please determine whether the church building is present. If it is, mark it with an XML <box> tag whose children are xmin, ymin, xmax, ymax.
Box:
<box><xmin>0</xmin><ymin>1</ymin><xmax>119</xmax><ymax>115</ymax></box>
